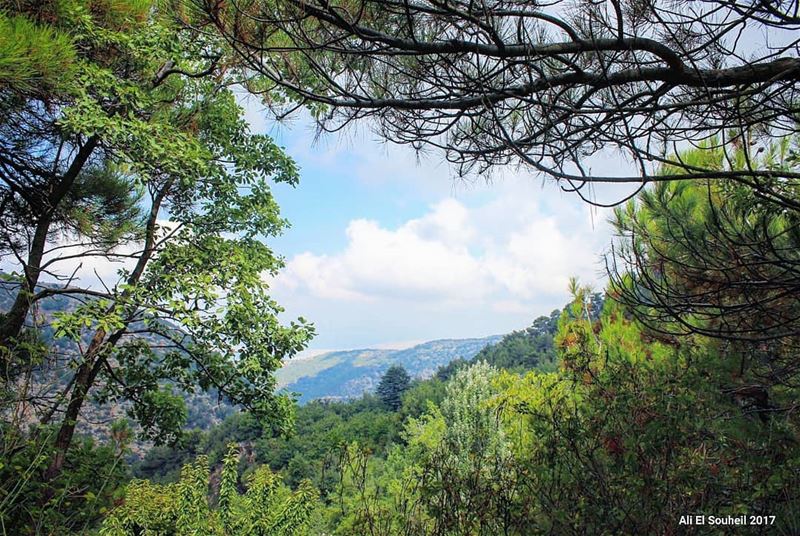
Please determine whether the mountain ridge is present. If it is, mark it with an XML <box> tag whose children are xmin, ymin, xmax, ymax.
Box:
<box><xmin>278</xmin><ymin>335</ymin><xmax>503</xmax><ymax>403</ymax></box>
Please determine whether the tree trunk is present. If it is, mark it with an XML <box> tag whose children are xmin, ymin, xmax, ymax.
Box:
<box><xmin>41</xmin><ymin>329</ymin><xmax>106</xmax><ymax>486</ymax></box>
<box><xmin>41</xmin><ymin>180</ymin><xmax>170</xmax><ymax>490</ymax></box>
<box><xmin>0</xmin><ymin>137</ymin><xmax>98</xmax><ymax>351</ymax></box>
<box><xmin>0</xmin><ymin>215</ymin><xmax>51</xmax><ymax>348</ymax></box>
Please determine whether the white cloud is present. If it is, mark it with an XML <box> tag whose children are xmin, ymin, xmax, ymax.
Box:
<box><xmin>485</xmin><ymin>217</ymin><xmax>598</xmax><ymax>299</ymax></box>
<box><xmin>245</xmin><ymin>106</ymin><xmax>615</xmax><ymax>347</ymax></box>
<box><xmin>0</xmin><ymin>219</ymin><xmax>181</xmax><ymax>292</ymax></box>
<box><xmin>273</xmin><ymin>190</ymin><xmax>609</xmax><ymax>313</ymax></box>
<box><xmin>276</xmin><ymin>199</ymin><xmax>490</xmax><ymax>302</ymax></box>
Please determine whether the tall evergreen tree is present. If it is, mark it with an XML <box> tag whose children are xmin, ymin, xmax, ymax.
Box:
<box><xmin>609</xmin><ymin>138</ymin><xmax>800</xmax><ymax>388</ymax></box>
<box><xmin>376</xmin><ymin>365</ymin><xmax>410</xmax><ymax>411</ymax></box>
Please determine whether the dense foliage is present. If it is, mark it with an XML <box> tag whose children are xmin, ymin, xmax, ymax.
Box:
<box><xmin>0</xmin><ymin>1</ymin><xmax>311</xmax><ymax>533</ymax></box>
<box><xmin>3</xmin><ymin>1</ymin><xmax>800</xmax><ymax>534</ymax></box>
<box><xmin>0</xmin><ymin>421</ymin><xmax>130</xmax><ymax>534</ymax></box>
<box><xmin>131</xmin><ymin>142</ymin><xmax>800</xmax><ymax>533</ymax></box>
<box><xmin>610</xmin><ymin>140</ymin><xmax>800</xmax><ymax>388</ymax></box>
<box><xmin>313</xmin><ymin>289</ymin><xmax>800</xmax><ymax>534</ymax></box>
<box><xmin>130</xmin><ymin>316</ymin><xmax>564</xmax><ymax>496</ymax></box>
<box><xmin>102</xmin><ymin>443</ymin><xmax>316</xmax><ymax>535</ymax></box>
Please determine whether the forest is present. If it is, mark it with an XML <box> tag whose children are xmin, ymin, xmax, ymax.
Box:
<box><xmin>1</xmin><ymin>0</ymin><xmax>799</xmax><ymax>534</ymax></box>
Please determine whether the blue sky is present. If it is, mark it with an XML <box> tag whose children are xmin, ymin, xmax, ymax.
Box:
<box><xmin>0</xmin><ymin>98</ymin><xmax>638</xmax><ymax>353</ymax></box>
<box><xmin>244</xmin><ymin>102</ymin><xmax>640</xmax><ymax>351</ymax></box>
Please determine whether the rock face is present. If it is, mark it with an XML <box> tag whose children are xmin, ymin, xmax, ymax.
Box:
<box><xmin>277</xmin><ymin>336</ymin><xmax>503</xmax><ymax>403</ymax></box>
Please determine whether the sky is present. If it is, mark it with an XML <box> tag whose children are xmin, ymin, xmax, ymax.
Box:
<box><xmin>243</xmin><ymin>100</ymin><xmax>641</xmax><ymax>351</ymax></box>
<box><xmin>246</xmin><ymin>21</ymin><xmax>797</xmax><ymax>351</ymax></box>
<box><xmin>2</xmin><ymin>13</ymin><xmax>791</xmax><ymax>356</ymax></box>
<box><xmin>0</xmin><ymin>100</ymin><xmax>639</xmax><ymax>353</ymax></box>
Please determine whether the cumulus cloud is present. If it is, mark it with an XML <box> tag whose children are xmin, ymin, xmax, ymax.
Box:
<box><xmin>273</xmin><ymin>193</ymin><xmax>608</xmax><ymax>312</ymax></box>
<box><xmin>485</xmin><ymin>217</ymin><xmax>598</xmax><ymax>299</ymax></box>
<box><xmin>276</xmin><ymin>199</ymin><xmax>489</xmax><ymax>302</ymax></box>
<box><xmin>246</xmin><ymin>106</ymin><xmax>618</xmax><ymax>347</ymax></box>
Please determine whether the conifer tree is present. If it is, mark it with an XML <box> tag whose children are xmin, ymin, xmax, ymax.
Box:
<box><xmin>376</xmin><ymin>365</ymin><xmax>410</xmax><ymax>411</ymax></box>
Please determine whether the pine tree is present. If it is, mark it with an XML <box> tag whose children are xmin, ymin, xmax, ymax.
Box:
<box><xmin>376</xmin><ymin>365</ymin><xmax>411</xmax><ymax>411</ymax></box>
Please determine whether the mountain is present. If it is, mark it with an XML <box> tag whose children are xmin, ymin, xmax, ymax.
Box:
<box><xmin>0</xmin><ymin>278</ymin><xmax>234</xmax><ymax>448</ymax></box>
<box><xmin>282</xmin><ymin>292</ymin><xmax>607</xmax><ymax>404</ymax></box>
<box><xmin>277</xmin><ymin>335</ymin><xmax>503</xmax><ymax>403</ymax></box>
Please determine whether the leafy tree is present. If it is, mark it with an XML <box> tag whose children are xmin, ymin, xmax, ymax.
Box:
<box><xmin>0</xmin><ymin>0</ymin><xmax>314</xmax><ymax>516</ymax></box>
<box><xmin>203</xmin><ymin>0</ymin><xmax>800</xmax><ymax>187</ymax></box>
<box><xmin>328</xmin><ymin>362</ymin><xmax>525</xmax><ymax>535</ymax></box>
<box><xmin>399</xmin><ymin>378</ymin><xmax>446</xmax><ymax>421</ymax></box>
<box><xmin>101</xmin><ymin>443</ymin><xmax>318</xmax><ymax>535</ymax></box>
<box><xmin>497</xmin><ymin>286</ymin><xmax>800</xmax><ymax>534</ymax></box>
<box><xmin>376</xmin><ymin>365</ymin><xmax>411</xmax><ymax>411</ymax></box>
<box><xmin>324</xmin><ymin>440</ymin><xmax>423</xmax><ymax>536</ymax></box>
<box><xmin>404</xmin><ymin>362</ymin><xmax>520</xmax><ymax>535</ymax></box>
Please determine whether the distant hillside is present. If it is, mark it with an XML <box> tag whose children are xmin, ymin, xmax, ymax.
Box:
<box><xmin>0</xmin><ymin>278</ymin><xmax>234</xmax><ymax>447</ymax></box>
<box><xmin>278</xmin><ymin>336</ymin><xmax>503</xmax><ymax>403</ymax></box>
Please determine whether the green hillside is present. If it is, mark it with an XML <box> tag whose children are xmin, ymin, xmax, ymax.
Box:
<box><xmin>277</xmin><ymin>336</ymin><xmax>502</xmax><ymax>403</ymax></box>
